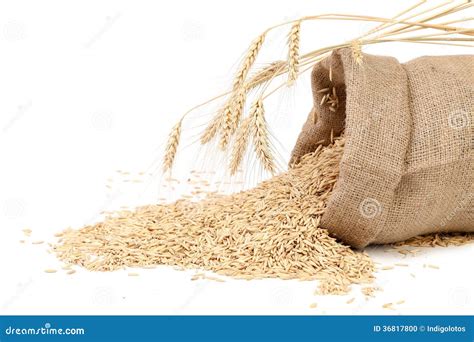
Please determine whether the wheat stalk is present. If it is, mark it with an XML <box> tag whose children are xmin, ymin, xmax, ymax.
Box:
<box><xmin>229</xmin><ymin>115</ymin><xmax>253</xmax><ymax>175</ymax></box>
<box><xmin>163</xmin><ymin>121</ymin><xmax>182</xmax><ymax>173</ymax></box>
<box><xmin>163</xmin><ymin>2</ymin><xmax>473</xmax><ymax>173</ymax></box>
<box><xmin>251</xmin><ymin>99</ymin><xmax>276</xmax><ymax>174</ymax></box>
<box><xmin>288</xmin><ymin>21</ymin><xmax>301</xmax><ymax>85</ymax></box>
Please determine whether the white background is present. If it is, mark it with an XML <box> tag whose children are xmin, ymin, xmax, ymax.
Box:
<box><xmin>0</xmin><ymin>0</ymin><xmax>473</xmax><ymax>315</ymax></box>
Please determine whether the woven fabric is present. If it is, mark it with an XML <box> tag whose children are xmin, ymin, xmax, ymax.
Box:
<box><xmin>291</xmin><ymin>48</ymin><xmax>474</xmax><ymax>248</ymax></box>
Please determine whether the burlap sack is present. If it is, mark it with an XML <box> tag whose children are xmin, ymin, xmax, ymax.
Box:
<box><xmin>291</xmin><ymin>48</ymin><xmax>473</xmax><ymax>248</ymax></box>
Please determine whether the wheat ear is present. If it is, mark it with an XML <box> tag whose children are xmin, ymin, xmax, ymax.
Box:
<box><xmin>229</xmin><ymin>115</ymin><xmax>253</xmax><ymax>175</ymax></box>
<box><xmin>230</xmin><ymin>90</ymin><xmax>245</xmax><ymax>133</ymax></box>
<box><xmin>351</xmin><ymin>40</ymin><xmax>363</xmax><ymax>65</ymax></box>
<box><xmin>220</xmin><ymin>90</ymin><xmax>245</xmax><ymax>149</ymax></box>
<box><xmin>219</xmin><ymin>104</ymin><xmax>233</xmax><ymax>149</ymax></box>
<box><xmin>245</xmin><ymin>61</ymin><xmax>286</xmax><ymax>90</ymax></box>
<box><xmin>163</xmin><ymin>121</ymin><xmax>182</xmax><ymax>173</ymax></box>
<box><xmin>234</xmin><ymin>34</ymin><xmax>266</xmax><ymax>90</ymax></box>
<box><xmin>288</xmin><ymin>21</ymin><xmax>301</xmax><ymax>85</ymax></box>
<box><xmin>200</xmin><ymin>112</ymin><xmax>222</xmax><ymax>144</ymax></box>
<box><xmin>251</xmin><ymin>99</ymin><xmax>276</xmax><ymax>174</ymax></box>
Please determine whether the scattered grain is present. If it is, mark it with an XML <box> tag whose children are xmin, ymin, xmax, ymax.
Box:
<box><xmin>396</xmin><ymin>233</ymin><xmax>474</xmax><ymax>248</ymax></box>
<box><xmin>424</xmin><ymin>264</ymin><xmax>440</xmax><ymax>270</ymax></box>
<box><xmin>52</xmin><ymin>137</ymin><xmax>375</xmax><ymax>295</ymax></box>
<box><xmin>362</xmin><ymin>286</ymin><xmax>382</xmax><ymax>297</ymax></box>
<box><xmin>381</xmin><ymin>266</ymin><xmax>394</xmax><ymax>271</ymax></box>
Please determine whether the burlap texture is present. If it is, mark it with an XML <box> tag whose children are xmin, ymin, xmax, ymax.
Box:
<box><xmin>291</xmin><ymin>48</ymin><xmax>474</xmax><ymax>248</ymax></box>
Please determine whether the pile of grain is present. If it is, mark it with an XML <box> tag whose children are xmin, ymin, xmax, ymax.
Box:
<box><xmin>53</xmin><ymin>137</ymin><xmax>375</xmax><ymax>294</ymax></box>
